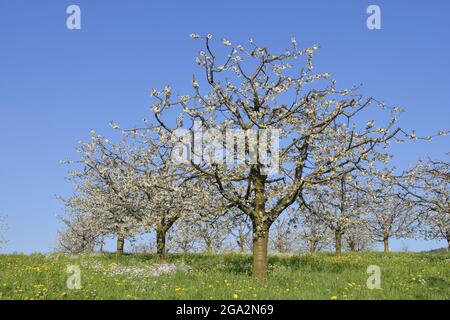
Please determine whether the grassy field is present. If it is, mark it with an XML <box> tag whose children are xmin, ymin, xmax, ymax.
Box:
<box><xmin>0</xmin><ymin>252</ymin><xmax>448</xmax><ymax>300</ymax></box>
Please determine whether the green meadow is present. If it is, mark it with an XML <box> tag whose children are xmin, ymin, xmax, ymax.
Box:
<box><xmin>0</xmin><ymin>252</ymin><xmax>448</xmax><ymax>300</ymax></box>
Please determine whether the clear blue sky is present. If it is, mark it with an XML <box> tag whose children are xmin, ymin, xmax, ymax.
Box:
<box><xmin>0</xmin><ymin>0</ymin><xmax>449</xmax><ymax>253</ymax></box>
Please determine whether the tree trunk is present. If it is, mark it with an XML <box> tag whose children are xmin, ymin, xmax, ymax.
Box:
<box><xmin>205</xmin><ymin>238</ymin><xmax>213</xmax><ymax>253</ymax></box>
<box><xmin>309</xmin><ymin>239</ymin><xmax>317</xmax><ymax>253</ymax></box>
<box><xmin>252</xmin><ymin>225</ymin><xmax>269</xmax><ymax>279</ymax></box>
<box><xmin>156</xmin><ymin>228</ymin><xmax>167</xmax><ymax>260</ymax></box>
<box><xmin>251</xmin><ymin>168</ymin><xmax>271</xmax><ymax>279</ymax></box>
<box><xmin>238</xmin><ymin>237</ymin><xmax>245</xmax><ymax>253</ymax></box>
<box><xmin>348</xmin><ymin>239</ymin><xmax>356</xmax><ymax>252</ymax></box>
<box><xmin>383</xmin><ymin>237</ymin><xmax>389</xmax><ymax>253</ymax></box>
<box><xmin>238</xmin><ymin>230</ymin><xmax>245</xmax><ymax>253</ymax></box>
<box><xmin>155</xmin><ymin>215</ymin><xmax>178</xmax><ymax>260</ymax></box>
<box><xmin>447</xmin><ymin>237</ymin><xmax>450</xmax><ymax>252</ymax></box>
<box><xmin>116</xmin><ymin>235</ymin><xmax>124</xmax><ymax>257</ymax></box>
<box><xmin>335</xmin><ymin>230</ymin><xmax>342</xmax><ymax>255</ymax></box>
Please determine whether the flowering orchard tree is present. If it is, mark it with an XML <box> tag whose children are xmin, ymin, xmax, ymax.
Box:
<box><xmin>229</xmin><ymin>213</ymin><xmax>252</xmax><ymax>253</ymax></box>
<box><xmin>150</xmin><ymin>34</ymin><xmax>412</xmax><ymax>277</ymax></box>
<box><xmin>402</xmin><ymin>157</ymin><xmax>450</xmax><ymax>250</ymax></box>
<box><xmin>167</xmin><ymin>218</ymin><xmax>200</xmax><ymax>253</ymax></box>
<box><xmin>166</xmin><ymin>207</ymin><xmax>232</xmax><ymax>254</ymax></box>
<box><xmin>124</xmin><ymin>131</ymin><xmax>189</xmax><ymax>259</ymax></box>
<box><xmin>57</xmin><ymin>210</ymin><xmax>101</xmax><ymax>253</ymax></box>
<box><xmin>367</xmin><ymin>183</ymin><xmax>417</xmax><ymax>252</ymax></box>
<box><xmin>300</xmin><ymin>174</ymin><xmax>369</xmax><ymax>255</ymax></box>
<box><xmin>63</xmin><ymin>133</ymin><xmax>147</xmax><ymax>256</ymax></box>
<box><xmin>168</xmin><ymin>211</ymin><xmax>240</xmax><ymax>253</ymax></box>
<box><xmin>292</xmin><ymin>206</ymin><xmax>332</xmax><ymax>253</ymax></box>
<box><xmin>196</xmin><ymin>214</ymin><xmax>233</xmax><ymax>253</ymax></box>
<box><xmin>343</xmin><ymin>219</ymin><xmax>373</xmax><ymax>252</ymax></box>
<box><xmin>61</xmin><ymin>172</ymin><xmax>141</xmax><ymax>256</ymax></box>
<box><xmin>120</xmin><ymin>127</ymin><xmax>228</xmax><ymax>258</ymax></box>
<box><xmin>63</xmin><ymin>126</ymin><xmax>224</xmax><ymax>258</ymax></box>
<box><xmin>269</xmin><ymin>213</ymin><xmax>296</xmax><ymax>253</ymax></box>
